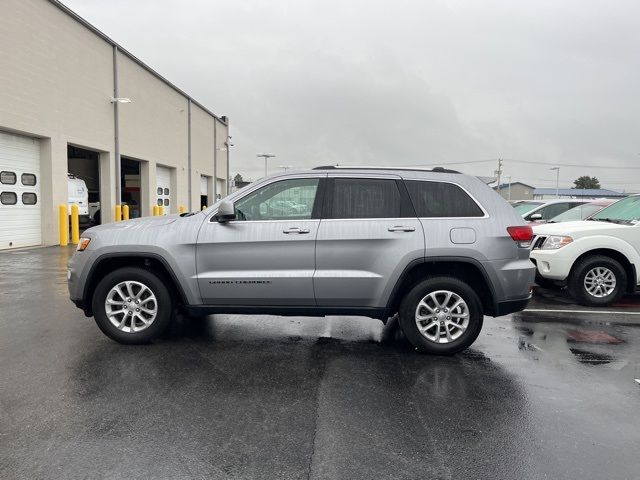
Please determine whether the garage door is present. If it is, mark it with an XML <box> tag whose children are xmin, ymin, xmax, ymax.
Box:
<box><xmin>0</xmin><ymin>131</ymin><xmax>41</xmax><ymax>250</ymax></box>
<box><xmin>156</xmin><ymin>165</ymin><xmax>171</xmax><ymax>215</ymax></box>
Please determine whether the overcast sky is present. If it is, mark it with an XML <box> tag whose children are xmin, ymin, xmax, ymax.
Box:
<box><xmin>64</xmin><ymin>0</ymin><xmax>640</xmax><ymax>190</ymax></box>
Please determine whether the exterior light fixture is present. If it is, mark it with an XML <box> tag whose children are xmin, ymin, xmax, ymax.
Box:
<box><xmin>110</xmin><ymin>97</ymin><xmax>132</xmax><ymax>103</ymax></box>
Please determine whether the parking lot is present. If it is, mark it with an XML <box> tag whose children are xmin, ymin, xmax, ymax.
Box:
<box><xmin>1</xmin><ymin>246</ymin><xmax>639</xmax><ymax>480</ymax></box>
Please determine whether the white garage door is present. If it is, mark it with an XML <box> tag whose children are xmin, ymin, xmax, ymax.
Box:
<box><xmin>0</xmin><ymin>131</ymin><xmax>41</xmax><ymax>250</ymax></box>
<box><xmin>156</xmin><ymin>165</ymin><xmax>171</xmax><ymax>215</ymax></box>
<box><xmin>216</xmin><ymin>178</ymin><xmax>225</xmax><ymax>200</ymax></box>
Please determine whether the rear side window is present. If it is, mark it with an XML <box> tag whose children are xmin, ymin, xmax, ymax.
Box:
<box><xmin>405</xmin><ymin>180</ymin><xmax>484</xmax><ymax>217</ymax></box>
<box><xmin>330</xmin><ymin>178</ymin><xmax>401</xmax><ymax>219</ymax></box>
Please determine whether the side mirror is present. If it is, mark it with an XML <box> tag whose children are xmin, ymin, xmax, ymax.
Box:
<box><xmin>215</xmin><ymin>200</ymin><xmax>236</xmax><ymax>223</ymax></box>
<box><xmin>528</xmin><ymin>213</ymin><xmax>543</xmax><ymax>221</ymax></box>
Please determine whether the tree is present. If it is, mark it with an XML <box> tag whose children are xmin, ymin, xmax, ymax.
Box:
<box><xmin>573</xmin><ymin>176</ymin><xmax>600</xmax><ymax>190</ymax></box>
<box><xmin>233</xmin><ymin>173</ymin><xmax>244</xmax><ymax>185</ymax></box>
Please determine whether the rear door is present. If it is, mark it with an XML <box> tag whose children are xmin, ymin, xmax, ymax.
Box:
<box><xmin>314</xmin><ymin>175</ymin><xmax>424</xmax><ymax>307</ymax></box>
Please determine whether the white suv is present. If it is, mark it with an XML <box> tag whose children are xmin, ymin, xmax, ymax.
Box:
<box><xmin>530</xmin><ymin>195</ymin><xmax>640</xmax><ymax>306</ymax></box>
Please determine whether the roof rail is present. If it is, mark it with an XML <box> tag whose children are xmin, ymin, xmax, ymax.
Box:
<box><xmin>312</xmin><ymin>165</ymin><xmax>461</xmax><ymax>174</ymax></box>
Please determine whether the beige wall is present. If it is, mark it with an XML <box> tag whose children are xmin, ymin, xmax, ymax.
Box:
<box><xmin>214</xmin><ymin>119</ymin><xmax>230</xmax><ymax>197</ymax></box>
<box><xmin>191</xmin><ymin>104</ymin><xmax>216</xmax><ymax>208</ymax></box>
<box><xmin>0</xmin><ymin>0</ymin><xmax>228</xmax><ymax>245</ymax></box>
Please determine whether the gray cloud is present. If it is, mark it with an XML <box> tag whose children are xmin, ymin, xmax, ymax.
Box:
<box><xmin>64</xmin><ymin>0</ymin><xmax>640</xmax><ymax>190</ymax></box>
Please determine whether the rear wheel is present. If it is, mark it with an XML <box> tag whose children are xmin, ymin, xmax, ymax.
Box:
<box><xmin>398</xmin><ymin>277</ymin><xmax>483</xmax><ymax>355</ymax></box>
<box><xmin>568</xmin><ymin>255</ymin><xmax>626</xmax><ymax>307</ymax></box>
<box><xmin>92</xmin><ymin>267</ymin><xmax>174</xmax><ymax>344</ymax></box>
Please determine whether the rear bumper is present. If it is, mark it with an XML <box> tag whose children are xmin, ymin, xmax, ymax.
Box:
<box><xmin>495</xmin><ymin>295</ymin><xmax>531</xmax><ymax>317</ymax></box>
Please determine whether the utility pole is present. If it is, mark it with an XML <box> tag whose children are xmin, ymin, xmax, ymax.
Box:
<box><xmin>550</xmin><ymin>167</ymin><xmax>560</xmax><ymax>198</ymax></box>
<box><xmin>494</xmin><ymin>158</ymin><xmax>503</xmax><ymax>193</ymax></box>
<box><xmin>257</xmin><ymin>153</ymin><xmax>275</xmax><ymax>177</ymax></box>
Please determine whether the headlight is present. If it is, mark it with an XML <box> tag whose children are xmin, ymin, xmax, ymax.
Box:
<box><xmin>541</xmin><ymin>235</ymin><xmax>572</xmax><ymax>250</ymax></box>
<box><xmin>77</xmin><ymin>237</ymin><xmax>91</xmax><ymax>251</ymax></box>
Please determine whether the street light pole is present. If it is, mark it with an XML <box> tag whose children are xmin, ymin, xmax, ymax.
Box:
<box><xmin>550</xmin><ymin>167</ymin><xmax>560</xmax><ymax>198</ymax></box>
<box><xmin>257</xmin><ymin>153</ymin><xmax>275</xmax><ymax>177</ymax></box>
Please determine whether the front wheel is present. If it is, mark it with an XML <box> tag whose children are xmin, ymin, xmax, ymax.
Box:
<box><xmin>398</xmin><ymin>277</ymin><xmax>483</xmax><ymax>355</ymax></box>
<box><xmin>92</xmin><ymin>267</ymin><xmax>174</xmax><ymax>344</ymax></box>
<box><xmin>568</xmin><ymin>255</ymin><xmax>626</xmax><ymax>307</ymax></box>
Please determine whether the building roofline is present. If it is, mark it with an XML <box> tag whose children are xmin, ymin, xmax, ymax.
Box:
<box><xmin>49</xmin><ymin>0</ymin><xmax>227</xmax><ymax>125</ymax></box>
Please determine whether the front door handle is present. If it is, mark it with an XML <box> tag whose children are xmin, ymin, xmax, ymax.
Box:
<box><xmin>283</xmin><ymin>227</ymin><xmax>310</xmax><ymax>234</ymax></box>
<box><xmin>388</xmin><ymin>226</ymin><xmax>416</xmax><ymax>232</ymax></box>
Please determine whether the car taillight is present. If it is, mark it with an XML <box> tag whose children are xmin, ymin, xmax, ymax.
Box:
<box><xmin>507</xmin><ymin>226</ymin><xmax>533</xmax><ymax>247</ymax></box>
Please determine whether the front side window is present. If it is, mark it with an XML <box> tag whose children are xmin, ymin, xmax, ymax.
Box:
<box><xmin>329</xmin><ymin>178</ymin><xmax>401</xmax><ymax>219</ymax></box>
<box><xmin>405</xmin><ymin>180</ymin><xmax>484</xmax><ymax>217</ymax></box>
<box><xmin>535</xmin><ymin>203</ymin><xmax>574</xmax><ymax>220</ymax></box>
<box><xmin>1</xmin><ymin>171</ymin><xmax>16</xmax><ymax>185</ymax></box>
<box><xmin>234</xmin><ymin>178</ymin><xmax>319</xmax><ymax>221</ymax></box>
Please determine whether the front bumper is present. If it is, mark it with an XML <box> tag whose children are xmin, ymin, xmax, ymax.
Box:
<box><xmin>530</xmin><ymin>249</ymin><xmax>574</xmax><ymax>281</ymax></box>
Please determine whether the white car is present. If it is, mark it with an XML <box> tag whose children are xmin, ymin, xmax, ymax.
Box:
<box><xmin>513</xmin><ymin>199</ymin><xmax>589</xmax><ymax>223</ymax></box>
<box><xmin>530</xmin><ymin>195</ymin><xmax>640</xmax><ymax>306</ymax></box>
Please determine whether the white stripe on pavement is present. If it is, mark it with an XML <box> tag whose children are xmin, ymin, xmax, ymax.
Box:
<box><xmin>524</xmin><ymin>308</ymin><xmax>640</xmax><ymax>316</ymax></box>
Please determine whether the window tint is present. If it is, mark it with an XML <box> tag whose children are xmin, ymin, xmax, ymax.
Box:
<box><xmin>405</xmin><ymin>180</ymin><xmax>484</xmax><ymax>217</ymax></box>
<box><xmin>22</xmin><ymin>192</ymin><xmax>37</xmax><ymax>205</ymax></box>
<box><xmin>235</xmin><ymin>178</ymin><xmax>319</xmax><ymax>221</ymax></box>
<box><xmin>1</xmin><ymin>171</ymin><xmax>16</xmax><ymax>185</ymax></box>
<box><xmin>21</xmin><ymin>173</ymin><xmax>36</xmax><ymax>186</ymax></box>
<box><xmin>329</xmin><ymin>178</ymin><xmax>401</xmax><ymax>219</ymax></box>
<box><xmin>1</xmin><ymin>191</ymin><xmax>17</xmax><ymax>205</ymax></box>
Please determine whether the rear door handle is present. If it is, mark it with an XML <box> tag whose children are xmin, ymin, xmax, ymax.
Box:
<box><xmin>388</xmin><ymin>226</ymin><xmax>416</xmax><ymax>232</ymax></box>
<box><xmin>283</xmin><ymin>227</ymin><xmax>310</xmax><ymax>234</ymax></box>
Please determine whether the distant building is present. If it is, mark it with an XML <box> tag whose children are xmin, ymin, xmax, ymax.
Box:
<box><xmin>494</xmin><ymin>182</ymin><xmax>535</xmax><ymax>201</ymax></box>
<box><xmin>533</xmin><ymin>188</ymin><xmax>628</xmax><ymax>200</ymax></box>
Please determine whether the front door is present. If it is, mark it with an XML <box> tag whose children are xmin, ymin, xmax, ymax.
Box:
<box><xmin>196</xmin><ymin>176</ymin><xmax>323</xmax><ymax>305</ymax></box>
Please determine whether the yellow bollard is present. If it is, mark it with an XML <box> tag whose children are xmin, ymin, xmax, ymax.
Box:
<box><xmin>152</xmin><ymin>205</ymin><xmax>159</xmax><ymax>216</ymax></box>
<box><xmin>179</xmin><ymin>205</ymin><xmax>185</xmax><ymax>214</ymax></box>
<box><xmin>202</xmin><ymin>205</ymin><xmax>207</xmax><ymax>211</ymax></box>
<box><xmin>115</xmin><ymin>204</ymin><xmax>122</xmax><ymax>222</ymax></box>
<box><xmin>59</xmin><ymin>204</ymin><xmax>69</xmax><ymax>246</ymax></box>
<box><xmin>70</xmin><ymin>204</ymin><xmax>80</xmax><ymax>245</ymax></box>
<box><xmin>122</xmin><ymin>204</ymin><xmax>130</xmax><ymax>220</ymax></box>
<box><xmin>159</xmin><ymin>205</ymin><xmax>165</xmax><ymax>216</ymax></box>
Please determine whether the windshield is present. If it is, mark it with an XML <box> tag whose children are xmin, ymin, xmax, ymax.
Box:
<box><xmin>513</xmin><ymin>202</ymin><xmax>542</xmax><ymax>214</ymax></box>
<box><xmin>590</xmin><ymin>196</ymin><xmax>640</xmax><ymax>223</ymax></box>
<box><xmin>549</xmin><ymin>204</ymin><xmax>603</xmax><ymax>222</ymax></box>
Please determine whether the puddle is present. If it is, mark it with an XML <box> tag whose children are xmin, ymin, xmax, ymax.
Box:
<box><xmin>569</xmin><ymin>348</ymin><xmax>615</xmax><ymax>365</ymax></box>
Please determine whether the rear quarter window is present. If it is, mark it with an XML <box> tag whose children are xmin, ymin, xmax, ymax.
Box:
<box><xmin>405</xmin><ymin>180</ymin><xmax>484</xmax><ymax>217</ymax></box>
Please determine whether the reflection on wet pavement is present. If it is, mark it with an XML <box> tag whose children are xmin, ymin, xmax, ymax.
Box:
<box><xmin>1</xmin><ymin>246</ymin><xmax>639</xmax><ymax>480</ymax></box>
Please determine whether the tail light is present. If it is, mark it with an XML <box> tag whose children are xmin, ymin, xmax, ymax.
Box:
<box><xmin>507</xmin><ymin>225</ymin><xmax>533</xmax><ymax>248</ymax></box>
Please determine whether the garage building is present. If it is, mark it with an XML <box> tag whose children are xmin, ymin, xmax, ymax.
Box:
<box><xmin>0</xmin><ymin>0</ymin><xmax>230</xmax><ymax>250</ymax></box>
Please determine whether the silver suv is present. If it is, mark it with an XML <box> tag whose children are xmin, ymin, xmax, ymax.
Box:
<box><xmin>68</xmin><ymin>166</ymin><xmax>535</xmax><ymax>354</ymax></box>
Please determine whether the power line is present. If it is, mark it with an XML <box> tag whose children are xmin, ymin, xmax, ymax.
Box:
<box><xmin>420</xmin><ymin>158</ymin><xmax>640</xmax><ymax>170</ymax></box>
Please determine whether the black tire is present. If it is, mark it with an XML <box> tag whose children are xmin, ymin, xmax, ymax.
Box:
<box><xmin>568</xmin><ymin>255</ymin><xmax>626</xmax><ymax>307</ymax></box>
<box><xmin>398</xmin><ymin>276</ymin><xmax>483</xmax><ymax>355</ymax></box>
<box><xmin>92</xmin><ymin>267</ymin><xmax>174</xmax><ymax>344</ymax></box>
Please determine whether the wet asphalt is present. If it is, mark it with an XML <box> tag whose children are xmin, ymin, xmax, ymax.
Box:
<box><xmin>1</xmin><ymin>247</ymin><xmax>639</xmax><ymax>480</ymax></box>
